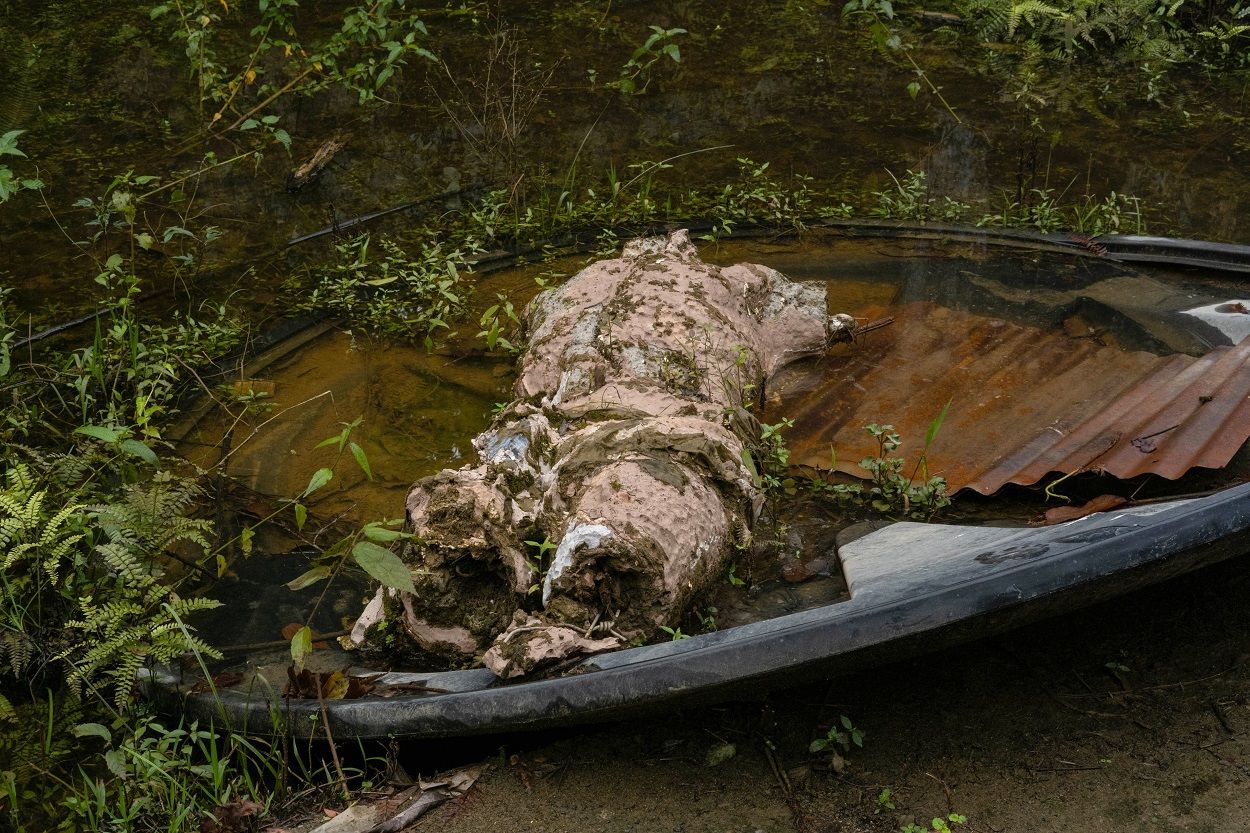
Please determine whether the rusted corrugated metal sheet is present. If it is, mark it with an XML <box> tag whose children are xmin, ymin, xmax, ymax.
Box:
<box><xmin>778</xmin><ymin>301</ymin><xmax>1250</xmax><ymax>495</ymax></box>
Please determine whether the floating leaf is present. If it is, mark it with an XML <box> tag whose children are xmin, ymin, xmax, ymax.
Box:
<box><xmin>352</xmin><ymin>541</ymin><xmax>415</xmax><ymax>593</ymax></box>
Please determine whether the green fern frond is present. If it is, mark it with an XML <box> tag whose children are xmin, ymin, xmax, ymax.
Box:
<box><xmin>1007</xmin><ymin>0</ymin><xmax>1067</xmax><ymax>37</ymax></box>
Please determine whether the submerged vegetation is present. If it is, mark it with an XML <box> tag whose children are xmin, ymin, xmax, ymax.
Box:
<box><xmin>0</xmin><ymin>0</ymin><xmax>1246</xmax><ymax>828</ymax></box>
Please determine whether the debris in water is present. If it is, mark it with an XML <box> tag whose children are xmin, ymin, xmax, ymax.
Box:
<box><xmin>349</xmin><ymin>231</ymin><xmax>856</xmax><ymax>675</ymax></box>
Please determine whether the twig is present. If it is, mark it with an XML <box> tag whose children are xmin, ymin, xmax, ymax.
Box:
<box><xmin>925</xmin><ymin>771</ymin><xmax>953</xmax><ymax>814</ymax></box>
<box><xmin>763</xmin><ymin>742</ymin><xmax>792</xmax><ymax>799</ymax></box>
<box><xmin>318</xmin><ymin>687</ymin><xmax>351</xmax><ymax>802</ymax></box>
<box><xmin>219</xmin><ymin>629</ymin><xmax>348</xmax><ymax>654</ymax></box>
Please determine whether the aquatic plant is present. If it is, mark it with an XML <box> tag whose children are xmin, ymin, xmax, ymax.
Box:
<box><xmin>605</xmin><ymin>25</ymin><xmax>687</xmax><ymax>95</ymax></box>
<box><xmin>295</xmin><ymin>233</ymin><xmax>470</xmax><ymax>346</ymax></box>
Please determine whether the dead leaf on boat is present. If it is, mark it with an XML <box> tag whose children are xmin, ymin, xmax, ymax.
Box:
<box><xmin>285</xmin><ymin>666</ymin><xmax>377</xmax><ymax>700</ymax></box>
<box><xmin>1039</xmin><ymin>494</ymin><xmax>1129</xmax><ymax>525</ymax></box>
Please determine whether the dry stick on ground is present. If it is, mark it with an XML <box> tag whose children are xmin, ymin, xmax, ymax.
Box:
<box><xmin>317</xmin><ymin>686</ymin><xmax>351</xmax><ymax>802</ymax></box>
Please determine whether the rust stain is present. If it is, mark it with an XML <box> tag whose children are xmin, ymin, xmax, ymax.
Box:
<box><xmin>777</xmin><ymin>301</ymin><xmax>1250</xmax><ymax>494</ymax></box>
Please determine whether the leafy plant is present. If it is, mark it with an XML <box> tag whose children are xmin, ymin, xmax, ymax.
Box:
<box><xmin>659</xmin><ymin>625</ymin><xmax>690</xmax><ymax>641</ymax></box>
<box><xmin>297</xmin><ymin>233</ymin><xmax>469</xmax><ymax>346</ymax></box>
<box><xmin>871</xmin><ymin>169</ymin><xmax>932</xmax><ymax>221</ymax></box>
<box><xmin>902</xmin><ymin>813</ymin><xmax>968</xmax><ymax>833</ymax></box>
<box><xmin>818</xmin><ymin>403</ymin><xmax>952</xmax><ymax>520</ymax></box>
<box><xmin>704</xmin><ymin>158</ymin><xmax>816</xmax><ymax>238</ymax></box>
<box><xmin>522</xmin><ymin>536</ymin><xmax>557</xmax><ymax>595</ymax></box>
<box><xmin>478</xmin><ymin>294</ymin><xmax>522</xmax><ymax>354</ymax></box>
<box><xmin>0</xmin><ymin>131</ymin><xmax>44</xmax><ymax>204</ymax></box>
<box><xmin>858</xmin><ymin>420</ymin><xmax>951</xmax><ymax>519</ymax></box>
<box><xmin>810</xmin><ymin>715</ymin><xmax>866</xmax><ymax>754</ymax></box>
<box><xmin>606</xmin><ymin>25</ymin><xmax>687</xmax><ymax>95</ymax></box>
<box><xmin>150</xmin><ymin>0</ymin><xmax>436</xmax><ymax>128</ymax></box>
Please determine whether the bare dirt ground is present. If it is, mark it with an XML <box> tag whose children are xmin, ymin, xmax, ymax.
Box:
<box><xmin>397</xmin><ymin>556</ymin><xmax>1250</xmax><ymax>833</ymax></box>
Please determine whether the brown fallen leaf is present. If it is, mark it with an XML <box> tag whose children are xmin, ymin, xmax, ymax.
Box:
<box><xmin>1041</xmin><ymin>494</ymin><xmax>1128</xmax><ymax>525</ymax></box>
<box><xmin>200</xmin><ymin>798</ymin><xmax>263</xmax><ymax>833</ymax></box>
<box><xmin>285</xmin><ymin>666</ymin><xmax>377</xmax><ymax>699</ymax></box>
<box><xmin>281</xmin><ymin>622</ymin><xmax>304</xmax><ymax>641</ymax></box>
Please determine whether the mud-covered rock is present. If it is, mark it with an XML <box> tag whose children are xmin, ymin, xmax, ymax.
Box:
<box><xmin>350</xmin><ymin>230</ymin><xmax>854</xmax><ymax>676</ymax></box>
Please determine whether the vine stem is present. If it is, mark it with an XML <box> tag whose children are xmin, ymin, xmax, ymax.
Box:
<box><xmin>902</xmin><ymin>50</ymin><xmax>962</xmax><ymax>124</ymax></box>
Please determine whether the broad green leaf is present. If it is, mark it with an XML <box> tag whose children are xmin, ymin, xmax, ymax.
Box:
<box><xmin>0</xmin><ymin>168</ymin><xmax>15</xmax><ymax>202</ymax></box>
<box><xmin>352</xmin><ymin>541</ymin><xmax>415</xmax><ymax>593</ymax></box>
<box><xmin>303</xmin><ymin>467</ymin><xmax>333</xmax><ymax>497</ymax></box>
<box><xmin>104</xmin><ymin>749</ymin><xmax>127</xmax><ymax>779</ymax></box>
<box><xmin>315</xmin><ymin>427</ymin><xmax>348</xmax><ymax>450</ymax></box>
<box><xmin>120</xmin><ymin>438</ymin><xmax>157</xmax><ymax>464</ymax></box>
<box><xmin>291</xmin><ymin>625</ymin><xmax>312</xmax><ymax>671</ymax></box>
<box><xmin>286</xmin><ymin>565</ymin><xmax>330</xmax><ymax>591</ymax></box>
<box><xmin>350</xmin><ymin>441</ymin><xmax>373</xmax><ymax>480</ymax></box>
<box><xmin>0</xmin><ymin>130</ymin><xmax>26</xmax><ymax>158</ymax></box>
<box><xmin>362</xmin><ymin>524</ymin><xmax>404</xmax><ymax>543</ymax></box>
<box><xmin>75</xmin><ymin>424</ymin><xmax>121</xmax><ymax>443</ymax></box>
<box><xmin>240</xmin><ymin>526</ymin><xmax>255</xmax><ymax>555</ymax></box>
<box><xmin>294</xmin><ymin>502</ymin><xmax>308</xmax><ymax>531</ymax></box>
<box><xmin>216</xmin><ymin>554</ymin><xmax>227</xmax><ymax>577</ymax></box>
<box><xmin>72</xmin><ymin>722</ymin><xmax>112</xmax><ymax>742</ymax></box>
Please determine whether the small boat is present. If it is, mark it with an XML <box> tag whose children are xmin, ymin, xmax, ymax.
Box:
<box><xmin>145</xmin><ymin>228</ymin><xmax>1250</xmax><ymax>738</ymax></box>
<box><xmin>146</xmin><ymin>481</ymin><xmax>1250</xmax><ymax>738</ymax></box>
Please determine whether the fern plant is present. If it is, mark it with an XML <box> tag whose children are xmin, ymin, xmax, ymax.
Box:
<box><xmin>0</xmin><ymin>452</ymin><xmax>221</xmax><ymax>707</ymax></box>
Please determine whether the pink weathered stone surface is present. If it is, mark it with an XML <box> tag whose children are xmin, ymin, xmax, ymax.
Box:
<box><xmin>351</xmin><ymin>231</ymin><xmax>852</xmax><ymax>676</ymax></box>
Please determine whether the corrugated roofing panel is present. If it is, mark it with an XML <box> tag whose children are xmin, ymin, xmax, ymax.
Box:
<box><xmin>778</xmin><ymin>302</ymin><xmax>1250</xmax><ymax>494</ymax></box>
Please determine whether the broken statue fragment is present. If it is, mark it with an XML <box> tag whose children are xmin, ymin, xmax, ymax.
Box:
<box><xmin>350</xmin><ymin>230</ymin><xmax>855</xmax><ymax>677</ymax></box>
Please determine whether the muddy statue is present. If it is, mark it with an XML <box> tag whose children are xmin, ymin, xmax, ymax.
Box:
<box><xmin>348</xmin><ymin>230</ymin><xmax>856</xmax><ymax>677</ymax></box>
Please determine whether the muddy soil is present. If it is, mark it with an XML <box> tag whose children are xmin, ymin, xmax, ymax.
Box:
<box><xmin>388</xmin><ymin>556</ymin><xmax>1250</xmax><ymax>833</ymax></box>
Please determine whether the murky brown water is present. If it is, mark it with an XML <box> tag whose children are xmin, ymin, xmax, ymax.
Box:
<box><xmin>3</xmin><ymin>0</ymin><xmax>1248</xmax><ymax>329</ymax></box>
<box><xmin>181</xmin><ymin>233</ymin><xmax>1250</xmax><ymax>664</ymax></box>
